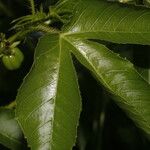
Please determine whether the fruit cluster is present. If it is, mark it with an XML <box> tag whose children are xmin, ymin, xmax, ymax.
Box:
<box><xmin>0</xmin><ymin>34</ymin><xmax>24</xmax><ymax>70</ymax></box>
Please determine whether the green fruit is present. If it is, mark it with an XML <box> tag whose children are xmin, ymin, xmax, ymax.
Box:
<box><xmin>2</xmin><ymin>47</ymin><xmax>24</xmax><ymax>70</ymax></box>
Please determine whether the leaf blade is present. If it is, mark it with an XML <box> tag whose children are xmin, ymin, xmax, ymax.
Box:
<box><xmin>56</xmin><ymin>0</ymin><xmax>150</xmax><ymax>45</ymax></box>
<box><xmin>66</xmin><ymin>38</ymin><xmax>150</xmax><ymax>135</ymax></box>
<box><xmin>16</xmin><ymin>34</ymin><xmax>81</xmax><ymax>150</ymax></box>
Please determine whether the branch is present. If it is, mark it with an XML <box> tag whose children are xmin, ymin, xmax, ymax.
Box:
<box><xmin>28</xmin><ymin>0</ymin><xmax>35</xmax><ymax>15</ymax></box>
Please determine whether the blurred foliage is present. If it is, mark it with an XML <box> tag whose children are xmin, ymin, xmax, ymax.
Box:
<box><xmin>0</xmin><ymin>0</ymin><xmax>150</xmax><ymax>149</ymax></box>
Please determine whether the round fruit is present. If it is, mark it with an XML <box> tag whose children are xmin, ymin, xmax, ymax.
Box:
<box><xmin>2</xmin><ymin>47</ymin><xmax>24</xmax><ymax>70</ymax></box>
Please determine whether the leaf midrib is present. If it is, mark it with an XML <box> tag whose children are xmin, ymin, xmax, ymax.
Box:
<box><xmin>63</xmin><ymin>30</ymin><xmax>150</xmax><ymax>37</ymax></box>
<box><xmin>50</xmin><ymin>34</ymin><xmax>63</xmax><ymax>148</ymax></box>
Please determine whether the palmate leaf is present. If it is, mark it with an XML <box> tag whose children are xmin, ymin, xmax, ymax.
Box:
<box><xmin>16</xmin><ymin>0</ymin><xmax>150</xmax><ymax>149</ymax></box>
<box><xmin>16</xmin><ymin>34</ymin><xmax>81</xmax><ymax>150</ymax></box>
<box><xmin>56</xmin><ymin>0</ymin><xmax>150</xmax><ymax>134</ymax></box>
<box><xmin>0</xmin><ymin>108</ymin><xmax>25</xmax><ymax>150</ymax></box>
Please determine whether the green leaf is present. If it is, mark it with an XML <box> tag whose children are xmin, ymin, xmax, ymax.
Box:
<box><xmin>0</xmin><ymin>108</ymin><xmax>25</xmax><ymax>150</ymax></box>
<box><xmin>16</xmin><ymin>34</ymin><xmax>81</xmax><ymax>150</ymax></box>
<box><xmin>16</xmin><ymin>0</ymin><xmax>150</xmax><ymax>149</ymax></box>
<box><xmin>55</xmin><ymin>0</ymin><xmax>150</xmax><ymax>45</ymax></box>
<box><xmin>66</xmin><ymin>38</ymin><xmax>150</xmax><ymax>135</ymax></box>
<box><xmin>54</xmin><ymin>0</ymin><xmax>150</xmax><ymax>135</ymax></box>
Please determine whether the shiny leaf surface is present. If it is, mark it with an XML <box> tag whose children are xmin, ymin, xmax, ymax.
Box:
<box><xmin>16</xmin><ymin>0</ymin><xmax>150</xmax><ymax>149</ymax></box>
<box><xmin>16</xmin><ymin>34</ymin><xmax>81</xmax><ymax>150</ymax></box>
<box><xmin>67</xmin><ymin>38</ymin><xmax>150</xmax><ymax>135</ymax></box>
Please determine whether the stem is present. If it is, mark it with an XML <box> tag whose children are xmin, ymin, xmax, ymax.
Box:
<box><xmin>28</xmin><ymin>0</ymin><xmax>35</xmax><ymax>15</ymax></box>
<box><xmin>13</xmin><ymin>16</ymin><xmax>52</xmax><ymax>30</ymax></box>
<box><xmin>8</xmin><ymin>24</ymin><xmax>59</xmax><ymax>42</ymax></box>
<box><xmin>0</xmin><ymin>1</ymin><xmax>13</xmax><ymax>17</ymax></box>
<box><xmin>33</xmin><ymin>24</ymin><xmax>60</xmax><ymax>33</ymax></box>
<box><xmin>50</xmin><ymin>12</ymin><xmax>66</xmax><ymax>23</ymax></box>
<box><xmin>5</xmin><ymin>101</ymin><xmax>16</xmax><ymax>109</ymax></box>
<box><xmin>8</xmin><ymin>32</ymin><xmax>23</xmax><ymax>43</ymax></box>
